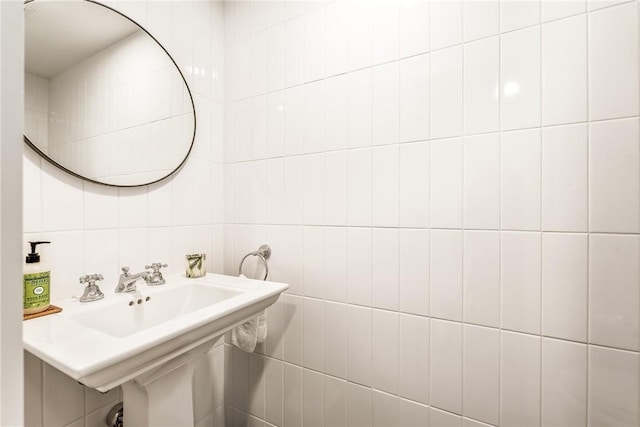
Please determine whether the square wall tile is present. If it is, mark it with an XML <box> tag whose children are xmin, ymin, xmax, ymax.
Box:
<box><xmin>589</xmin><ymin>234</ymin><xmax>640</xmax><ymax>351</ymax></box>
<box><xmin>463</xmin><ymin>231</ymin><xmax>500</xmax><ymax>328</ymax></box>
<box><xmin>372</xmin><ymin>310</ymin><xmax>399</xmax><ymax>394</ymax></box>
<box><xmin>541</xmin><ymin>338</ymin><xmax>587</xmax><ymax>427</ymax></box>
<box><xmin>430</xmin><ymin>138</ymin><xmax>463</xmax><ymax>228</ymax></box>
<box><xmin>463</xmin><ymin>0</ymin><xmax>499</xmax><ymax>42</ymax></box>
<box><xmin>399</xmin><ymin>141</ymin><xmax>429</xmax><ymax>228</ymax></box>
<box><xmin>589</xmin><ymin>118</ymin><xmax>640</xmax><ymax>233</ymax></box>
<box><xmin>400</xmin><ymin>0</ymin><xmax>430</xmax><ymax>58</ymax></box>
<box><xmin>501</xmin><ymin>129</ymin><xmax>541</xmax><ymax>230</ymax></box>
<box><xmin>430</xmin><ymin>46</ymin><xmax>463</xmax><ymax>139</ymax></box>
<box><xmin>430</xmin><ymin>230</ymin><xmax>463</xmax><ymax>322</ymax></box>
<box><xmin>399</xmin><ymin>54</ymin><xmax>429</xmax><ymax>143</ymax></box>
<box><xmin>542</xmin><ymin>124</ymin><xmax>588</xmax><ymax>232</ymax></box>
<box><xmin>399</xmin><ymin>314</ymin><xmax>430</xmax><ymax>404</ymax></box>
<box><xmin>463</xmin><ymin>133</ymin><xmax>500</xmax><ymax>229</ymax></box>
<box><xmin>430</xmin><ymin>320</ymin><xmax>463</xmax><ymax>414</ymax></box>
<box><xmin>501</xmin><ymin>331</ymin><xmax>541</xmax><ymax>427</ymax></box>
<box><xmin>463</xmin><ymin>325</ymin><xmax>499</xmax><ymax>425</ymax></box>
<box><xmin>399</xmin><ymin>228</ymin><xmax>430</xmax><ymax>316</ymax></box>
<box><xmin>430</xmin><ymin>0</ymin><xmax>463</xmax><ymax>50</ymax></box>
<box><xmin>542</xmin><ymin>233</ymin><xmax>588</xmax><ymax>342</ymax></box>
<box><xmin>501</xmin><ymin>26</ymin><xmax>541</xmax><ymax>131</ymax></box>
<box><xmin>542</xmin><ymin>14</ymin><xmax>587</xmax><ymax>126</ymax></box>
<box><xmin>501</xmin><ymin>231</ymin><xmax>542</xmax><ymax>334</ymax></box>
<box><xmin>372</xmin><ymin>228</ymin><xmax>399</xmax><ymax>311</ymax></box>
<box><xmin>463</xmin><ymin>37</ymin><xmax>499</xmax><ymax>135</ymax></box>
<box><xmin>588</xmin><ymin>2</ymin><xmax>639</xmax><ymax>120</ymax></box>
<box><xmin>589</xmin><ymin>346</ymin><xmax>640</xmax><ymax>426</ymax></box>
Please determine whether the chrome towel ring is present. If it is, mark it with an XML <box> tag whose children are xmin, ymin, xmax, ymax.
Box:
<box><xmin>238</xmin><ymin>244</ymin><xmax>271</xmax><ymax>281</ymax></box>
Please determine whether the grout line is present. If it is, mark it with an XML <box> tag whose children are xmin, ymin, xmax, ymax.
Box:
<box><xmin>586</xmin><ymin>3</ymin><xmax>592</xmax><ymax>422</ymax></box>
<box><xmin>538</xmin><ymin>8</ymin><xmax>544</xmax><ymax>423</ymax></box>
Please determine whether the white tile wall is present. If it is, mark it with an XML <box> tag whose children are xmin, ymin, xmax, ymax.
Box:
<box><xmin>59</xmin><ymin>1</ymin><xmax>640</xmax><ymax>426</ymax></box>
<box><xmin>23</xmin><ymin>1</ymin><xmax>226</xmax><ymax>426</ymax></box>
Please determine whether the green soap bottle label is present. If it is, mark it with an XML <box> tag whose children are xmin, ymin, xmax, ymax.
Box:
<box><xmin>24</xmin><ymin>271</ymin><xmax>50</xmax><ymax>309</ymax></box>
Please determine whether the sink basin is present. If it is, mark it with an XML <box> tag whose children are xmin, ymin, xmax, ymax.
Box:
<box><xmin>67</xmin><ymin>283</ymin><xmax>244</xmax><ymax>338</ymax></box>
<box><xmin>23</xmin><ymin>273</ymin><xmax>288</xmax><ymax>392</ymax></box>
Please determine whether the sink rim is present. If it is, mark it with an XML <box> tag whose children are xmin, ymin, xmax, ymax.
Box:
<box><xmin>23</xmin><ymin>273</ymin><xmax>288</xmax><ymax>390</ymax></box>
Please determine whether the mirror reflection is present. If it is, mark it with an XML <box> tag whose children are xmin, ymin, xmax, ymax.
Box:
<box><xmin>24</xmin><ymin>0</ymin><xmax>195</xmax><ymax>187</ymax></box>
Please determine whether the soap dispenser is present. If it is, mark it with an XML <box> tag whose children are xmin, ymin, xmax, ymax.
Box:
<box><xmin>24</xmin><ymin>241</ymin><xmax>51</xmax><ymax>315</ymax></box>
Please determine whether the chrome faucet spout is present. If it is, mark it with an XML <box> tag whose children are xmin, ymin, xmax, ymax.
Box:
<box><xmin>115</xmin><ymin>266</ymin><xmax>149</xmax><ymax>293</ymax></box>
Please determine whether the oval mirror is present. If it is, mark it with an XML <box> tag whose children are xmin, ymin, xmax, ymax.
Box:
<box><xmin>24</xmin><ymin>0</ymin><xmax>195</xmax><ymax>187</ymax></box>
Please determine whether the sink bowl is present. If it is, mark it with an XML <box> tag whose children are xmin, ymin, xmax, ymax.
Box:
<box><xmin>23</xmin><ymin>273</ymin><xmax>288</xmax><ymax>392</ymax></box>
<box><xmin>67</xmin><ymin>283</ymin><xmax>244</xmax><ymax>338</ymax></box>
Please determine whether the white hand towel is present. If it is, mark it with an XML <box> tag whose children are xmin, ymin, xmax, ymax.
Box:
<box><xmin>231</xmin><ymin>274</ymin><xmax>268</xmax><ymax>353</ymax></box>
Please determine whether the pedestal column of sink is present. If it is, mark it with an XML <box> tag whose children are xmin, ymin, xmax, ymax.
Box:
<box><xmin>121</xmin><ymin>362</ymin><xmax>196</xmax><ymax>427</ymax></box>
<box><xmin>119</xmin><ymin>340</ymin><xmax>217</xmax><ymax>427</ymax></box>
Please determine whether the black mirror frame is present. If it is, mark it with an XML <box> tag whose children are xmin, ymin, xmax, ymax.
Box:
<box><xmin>23</xmin><ymin>0</ymin><xmax>197</xmax><ymax>188</ymax></box>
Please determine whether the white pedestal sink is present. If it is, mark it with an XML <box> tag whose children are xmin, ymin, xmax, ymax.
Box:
<box><xmin>23</xmin><ymin>273</ymin><xmax>288</xmax><ymax>426</ymax></box>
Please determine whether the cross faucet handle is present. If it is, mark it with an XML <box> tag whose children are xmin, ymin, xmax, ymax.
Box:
<box><xmin>79</xmin><ymin>273</ymin><xmax>104</xmax><ymax>285</ymax></box>
<box><xmin>144</xmin><ymin>262</ymin><xmax>168</xmax><ymax>286</ymax></box>
<box><xmin>145</xmin><ymin>263</ymin><xmax>168</xmax><ymax>272</ymax></box>
<box><xmin>78</xmin><ymin>274</ymin><xmax>104</xmax><ymax>302</ymax></box>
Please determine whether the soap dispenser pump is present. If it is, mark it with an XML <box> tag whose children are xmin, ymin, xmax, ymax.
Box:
<box><xmin>24</xmin><ymin>241</ymin><xmax>51</xmax><ymax>315</ymax></box>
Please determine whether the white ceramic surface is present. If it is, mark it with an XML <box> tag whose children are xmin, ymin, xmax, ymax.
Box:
<box><xmin>23</xmin><ymin>273</ymin><xmax>287</xmax><ymax>392</ymax></box>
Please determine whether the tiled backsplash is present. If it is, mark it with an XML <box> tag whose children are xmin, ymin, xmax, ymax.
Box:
<box><xmin>223</xmin><ymin>0</ymin><xmax>640</xmax><ymax>426</ymax></box>
<box><xmin>23</xmin><ymin>1</ymin><xmax>225</xmax><ymax>426</ymax></box>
